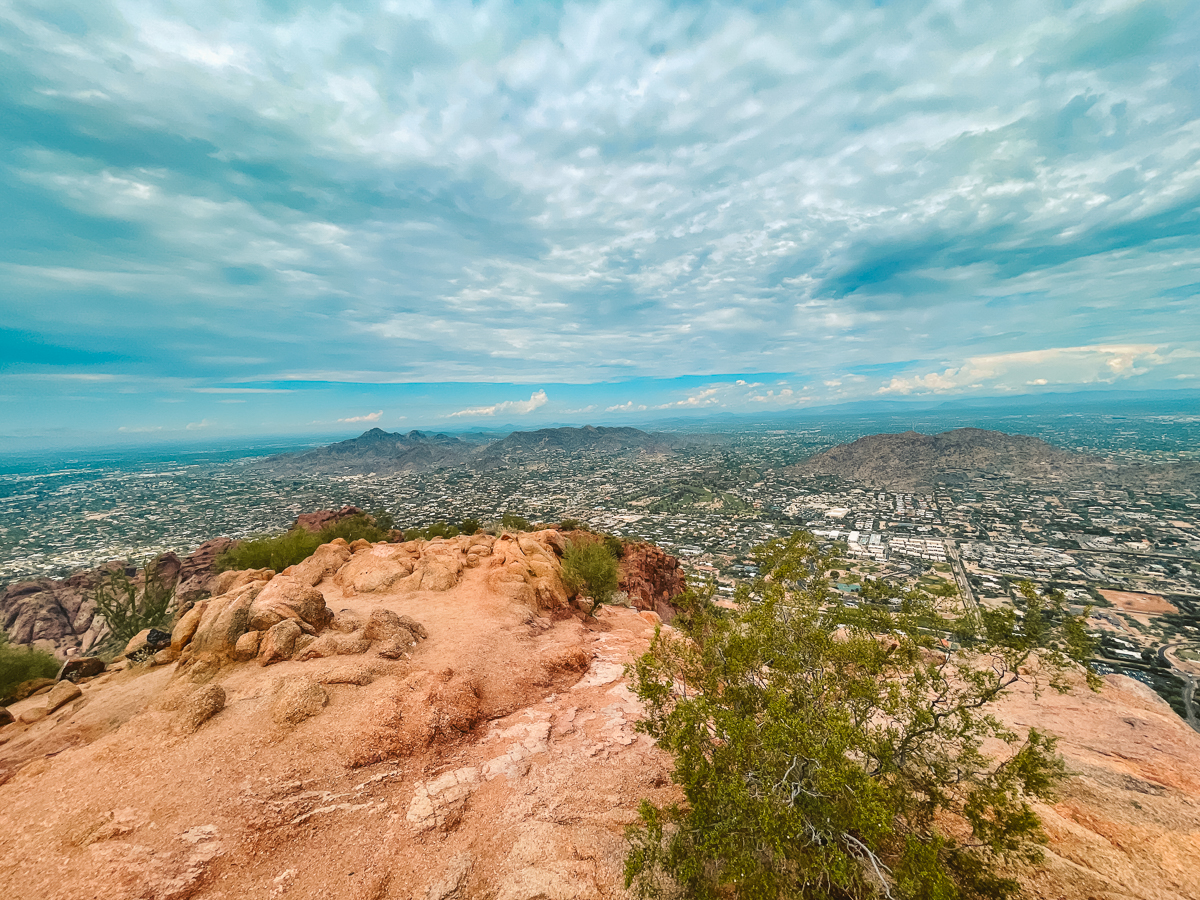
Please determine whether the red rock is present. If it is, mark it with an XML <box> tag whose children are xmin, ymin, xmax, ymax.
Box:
<box><xmin>294</xmin><ymin>505</ymin><xmax>363</xmax><ymax>533</ymax></box>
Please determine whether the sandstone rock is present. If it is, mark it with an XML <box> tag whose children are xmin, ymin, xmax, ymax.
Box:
<box><xmin>294</xmin><ymin>632</ymin><xmax>339</xmax><ymax>661</ymax></box>
<box><xmin>0</xmin><ymin>707</ymin><xmax>13</xmax><ymax>726</ymax></box>
<box><xmin>619</xmin><ymin>542</ymin><xmax>685</xmax><ymax>621</ymax></box>
<box><xmin>18</xmin><ymin>707</ymin><xmax>48</xmax><ymax>725</ymax></box>
<box><xmin>249</xmin><ymin>577</ymin><xmax>329</xmax><ymax>632</ymax></box>
<box><xmin>271</xmin><ymin>677</ymin><xmax>327</xmax><ymax>726</ymax></box>
<box><xmin>406</xmin><ymin>767</ymin><xmax>479</xmax><ymax>832</ymax></box>
<box><xmin>317</xmin><ymin>664</ymin><xmax>377</xmax><ymax>686</ymax></box>
<box><xmin>283</xmin><ymin>540</ymin><xmax>354</xmax><ymax>587</ymax></box>
<box><xmin>170</xmin><ymin>600</ymin><xmax>208</xmax><ymax>652</ymax></box>
<box><xmin>292</xmin><ymin>634</ymin><xmax>316</xmax><ymax>657</ymax></box>
<box><xmin>122</xmin><ymin>628</ymin><xmax>153</xmax><ymax>658</ymax></box>
<box><xmin>45</xmin><ymin>679</ymin><xmax>83</xmax><ymax>712</ymax></box>
<box><xmin>349</xmin><ymin>538</ymin><xmax>372</xmax><ymax>552</ymax></box>
<box><xmin>175</xmin><ymin>537</ymin><xmax>236</xmax><ymax>601</ymax></box>
<box><xmin>259</xmin><ymin>619</ymin><xmax>302</xmax><ymax>666</ymax></box>
<box><xmin>331</xmin><ymin>609</ymin><xmax>365</xmax><ymax>633</ymax></box>
<box><xmin>336</xmin><ymin>634</ymin><xmax>371</xmax><ymax>656</ymax></box>
<box><xmin>232</xmin><ymin>630</ymin><xmax>261</xmax><ymax>661</ymax></box>
<box><xmin>207</xmin><ymin>567</ymin><xmax>273</xmax><ymax>598</ymax></box>
<box><xmin>294</xmin><ymin>505</ymin><xmax>362</xmax><ymax>533</ymax></box>
<box><xmin>176</xmin><ymin>684</ymin><xmax>225</xmax><ymax>734</ymax></box>
<box><xmin>362</xmin><ymin>609</ymin><xmax>418</xmax><ymax>644</ymax></box>
<box><xmin>335</xmin><ymin>546</ymin><xmax>416</xmax><ymax>594</ymax></box>
<box><xmin>57</xmin><ymin>656</ymin><xmax>106</xmax><ymax>681</ymax></box>
<box><xmin>189</xmin><ymin>582</ymin><xmax>264</xmax><ymax>656</ymax></box>
<box><xmin>152</xmin><ymin>648</ymin><xmax>179</xmax><ymax>666</ymax></box>
<box><xmin>425</xmin><ymin>853</ymin><xmax>472</xmax><ymax>900</ymax></box>
<box><xmin>9</xmin><ymin>677</ymin><xmax>56</xmax><ymax>702</ymax></box>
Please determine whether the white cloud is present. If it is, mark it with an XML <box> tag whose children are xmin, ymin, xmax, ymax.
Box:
<box><xmin>338</xmin><ymin>410</ymin><xmax>383</xmax><ymax>423</ymax></box>
<box><xmin>449</xmin><ymin>390</ymin><xmax>548</xmax><ymax>418</ymax></box>
<box><xmin>186</xmin><ymin>419</ymin><xmax>212</xmax><ymax>430</ymax></box>
<box><xmin>877</xmin><ymin>344</ymin><xmax>1188</xmax><ymax>396</ymax></box>
<box><xmin>606</xmin><ymin>400</ymin><xmax>647</xmax><ymax>412</ymax></box>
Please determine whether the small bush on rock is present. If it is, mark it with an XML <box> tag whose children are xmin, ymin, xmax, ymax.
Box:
<box><xmin>217</xmin><ymin>514</ymin><xmax>389</xmax><ymax>572</ymax></box>
<box><xmin>0</xmin><ymin>631</ymin><xmax>61</xmax><ymax>701</ymax></box>
<box><xmin>561</xmin><ymin>538</ymin><xmax>620</xmax><ymax>616</ymax></box>
<box><xmin>92</xmin><ymin>560</ymin><xmax>177</xmax><ymax>656</ymax></box>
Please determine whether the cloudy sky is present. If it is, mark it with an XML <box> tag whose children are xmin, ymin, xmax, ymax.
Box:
<box><xmin>2</xmin><ymin>0</ymin><xmax>1198</xmax><ymax>446</ymax></box>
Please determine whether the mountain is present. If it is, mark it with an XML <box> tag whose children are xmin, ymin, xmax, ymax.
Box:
<box><xmin>251</xmin><ymin>425</ymin><xmax>689</xmax><ymax>475</ymax></box>
<box><xmin>248</xmin><ymin>428</ymin><xmax>472</xmax><ymax>475</ymax></box>
<box><xmin>792</xmin><ymin>427</ymin><xmax>1200</xmax><ymax>491</ymax></box>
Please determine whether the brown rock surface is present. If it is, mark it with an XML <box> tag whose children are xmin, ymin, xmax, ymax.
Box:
<box><xmin>3</xmin><ymin>531</ymin><xmax>1190</xmax><ymax>900</ymax></box>
<box><xmin>618</xmin><ymin>541</ymin><xmax>685</xmax><ymax>621</ymax></box>
<box><xmin>294</xmin><ymin>505</ymin><xmax>363</xmax><ymax>533</ymax></box>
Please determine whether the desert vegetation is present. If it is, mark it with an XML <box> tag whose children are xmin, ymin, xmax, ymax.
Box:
<box><xmin>215</xmin><ymin>513</ymin><xmax>390</xmax><ymax>573</ymax></box>
<box><xmin>0</xmin><ymin>631</ymin><xmax>60</xmax><ymax>700</ymax></box>
<box><xmin>91</xmin><ymin>560</ymin><xmax>178</xmax><ymax>655</ymax></box>
<box><xmin>561</xmin><ymin>537</ymin><xmax>621</xmax><ymax>616</ymax></box>
<box><xmin>625</xmin><ymin>530</ymin><xmax>1098</xmax><ymax>900</ymax></box>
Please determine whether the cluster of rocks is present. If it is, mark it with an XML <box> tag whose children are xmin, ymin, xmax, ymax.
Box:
<box><xmin>166</xmin><ymin>540</ymin><xmax>429</xmax><ymax>679</ymax></box>
<box><xmin>0</xmin><ymin>537</ymin><xmax>233</xmax><ymax>658</ymax></box>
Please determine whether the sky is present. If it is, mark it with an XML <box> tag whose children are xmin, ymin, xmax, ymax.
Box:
<box><xmin>1</xmin><ymin>0</ymin><xmax>1198</xmax><ymax>447</ymax></box>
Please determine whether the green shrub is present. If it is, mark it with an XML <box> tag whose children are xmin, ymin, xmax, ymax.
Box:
<box><xmin>501</xmin><ymin>512</ymin><xmax>532</xmax><ymax>532</ymax></box>
<box><xmin>459</xmin><ymin>517</ymin><xmax>482</xmax><ymax>536</ymax></box>
<box><xmin>92</xmin><ymin>559</ymin><xmax>178</xmax><ymax>655</ymax></box>
<box><xmin>217</xmin><ymin>514</ymin><xmax>390</xmax><ymax>573</ymax></box>
<box><xmin>561</xmin><ymin>538</ymin><xmax>620</xmax><ymax>616</ymax></box>
<box><xmin>0</xmin><ymin>632</ymin><xmax>61</xmax><ymax>701</ymax></box>
<box><xmin>624</xmin><ymin>530</ymin><xmax>1098</xmax><ymax>900</ymax></box>
<box><xmin>559</xmin><ymin>518</ymin><xmax>588</xmax><ymax>532</ymax></box>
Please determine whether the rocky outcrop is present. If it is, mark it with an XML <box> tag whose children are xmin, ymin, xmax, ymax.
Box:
<box><xmin>0</xmin><ymin>540</ymin><xmax>234</xmax><ymax>659</ymax></box>
<box><xmin>3</xmin><ymin>532</ymin><xmax>1198</xmax><ymax>900</ymax></box>
<box><xmin>618</xmin><ymin>541</ymin><xmax>686</xmax><ymax>621</ymax></box>
<box><xmin>294</xmin><ymin>505</ymin><xmax>363</xmax><ymax>533</ymax></box>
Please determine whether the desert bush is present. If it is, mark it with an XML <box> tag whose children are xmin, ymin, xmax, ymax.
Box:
<box><xmin>561</xmin><ymin>538</ymin><xmax>620</xmax><ymax>616</ymax></box>
<box><xmin>92</xmin><ymin>559</ymin><xmax>178</xmax><ymax>655</ymax></box>
<box><xmin>625</xmin><ymin>530</ymin><xmax>1098</xmax><ymax>900</ymax></box>
<box><xmin>501</xmin><ymin>512</ymin><xmax>532</xmax><ymax>532</ymax></box>
<box><xmin>0</xmin><ymin>631</ymin><xmax>61</xmax><ymax>700</ymax></box>
<box><xmin>559</xmin><ymin>518</ymin><xmax>588</xmax><ymax>531</ymax></box>
<box><xmin>217</xmin><ymin>514</ymin><xmax>389</xmax><ymax>573</ymax></box>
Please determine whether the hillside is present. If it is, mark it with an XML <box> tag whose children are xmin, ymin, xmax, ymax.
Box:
<box><xmin>251</xmin><ymin>425</ymin><xmax>687</xmax><ymax>476</ymax></box>
<box><xmin>1</xmin><ymin>533</ymin><xmax>1197</xmax><ymax>899</ymax></box>
<box><xmin>249</xmin><ymin>429</ymin><xmax>471</xmax><ymax>475</ymax></box>
<box><xmin>793</xmin><ymin>427</ymin><xmax>1199</xmax><ymax>491</ymax></box>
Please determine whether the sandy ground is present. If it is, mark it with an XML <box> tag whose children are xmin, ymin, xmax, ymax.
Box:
<box><xmin>1097</xmin><ymin>589</ymin><xmax>1178</xmax><ymax>616</ymax></box>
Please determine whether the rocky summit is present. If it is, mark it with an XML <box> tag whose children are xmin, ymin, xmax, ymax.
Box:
<box><xmin>1</xmin><ymin>532</ymin><xmax>1197</xmax><ymax>900</ymax></box>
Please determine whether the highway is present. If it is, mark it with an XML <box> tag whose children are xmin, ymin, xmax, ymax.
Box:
<box><xmin>944</xmin><ymin>540</ymin><xmax>979</xmax><ymax>617</ymax></box>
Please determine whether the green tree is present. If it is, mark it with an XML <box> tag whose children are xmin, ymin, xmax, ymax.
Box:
<box><xmin>625</xmin><ymin>530</ymin><xmax>1097</xmax><ymax>900</ymax></box>
<box><xmin>93</xmin><ymin>560</ymin><xmax>178</xmax><ymax>654</ymax></box>
<box><xmin>561</xmin><ymin>538</ymin><xmax>621</xmax><ymax>617</ymax></box>
<box><xmin>502</xmin><ymin>512</ymin><xmax>532</xmax><ymax>532</ymax></box>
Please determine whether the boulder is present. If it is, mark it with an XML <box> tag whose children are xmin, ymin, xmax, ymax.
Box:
<box><xmin>282</xmin><ymin>541</ymin><xmax>353</xmax><ymax>587</ymax></box>
<box><xmin>206</xmin><ymin>568</ymin><xmax>273</xmax><ymax>599</ymax></box>
<box><xmin>18</xmin><ymin>707</ymin><xmax>48</xmax><ymax>725</ymax></box>
<box><xmin>122</xmin><ymin>628</ymin><xmax>153</xmax><ymax>658</ymax></box>
<box><xmin>362</xmin><ymin>609</ymin><xmax>420</xmax><ymax>645</ymax></box>
<box><xmin>248</xmin><ymin>578</ymin><xmax>329</xmax><ymax>632</ymax></box>
<box><xmin>57</xmin><ymin>656</ymin><xmax>106</xmax><ymax>682</ymax></box>
<box><xmin>153</xmin><ymin>648</ymin><xmax>179</xmax><ymax>666</ymax></box>
<box><xmin>189</xmin><ymin>582</ymin><xmax>264</xmax><ymax>656</ymax></box>
<box><xmin>335</xmin><ymin>545</ymin><xmax>417</xmax><ymax>594</ymax></box>
<box><xmin>10</xmin><ymin>677</ymin><xmax>57</xmax><ymax>701</ymax></box>
<box><xmin>271</xmin><ymin>677</ymin><xmax>327</xmax><ymax>726</ymax></box>
<box><xmin>259</xmin><ymin>619</ymin><xmax>302</xmax><ymax>666</ymax></box>
<box><xmin>331</xmin><ymin>609</ymin><xmax>366</xmax><ymax>633</ymax></box>
<box><xmin>176</xmin><ymin>684</ymin><xmax>225</xmax><ymax>734</ymax></box>
<box><xmin>232</xmin><ymin>630</ymin><xmax>261</xmax><ymax>661</ymax></box>
<box><xmin>170</xmin><ymin>600</ymin><xmax>208</xmax><ymax>652</ymax></box>
<box><xmin>146</xmin><ymin>628</ymin><xmax>172</xmax><ymax>650</ymax></box>
<box><xmin>0</xmin><ymin>706</ymin><xmax>14</xmax><ymax>727</ymax></box>
<box><xmin>294</xmin><ymin>505</ymin><xmax>362</xmax><ymax>533</ymax></box>
<box><xmin>45</xmin><ymin>680</ymin><xmax>83</xmax><ymax>712</ymax></box>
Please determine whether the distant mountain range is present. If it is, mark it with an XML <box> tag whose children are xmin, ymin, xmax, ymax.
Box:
<box><xmin>792</xmin><ymin>427</ymin><xmax>1200</xmax><ymax>491</ymax></box>
<box><xmin>248</xmin><ymin>425</ymin><xmax>689</xmax><ymax>475</ymax></box>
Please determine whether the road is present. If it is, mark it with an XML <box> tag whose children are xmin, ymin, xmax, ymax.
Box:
<box><xmin>1156</xmin><ymin>641</ymin><xmax>1200</xmax><ymax>734</ymax></box>
<box><xmin>944</xmin><ymin>540</ymin><xmax>979</xmax><ymax>617</ymax></box>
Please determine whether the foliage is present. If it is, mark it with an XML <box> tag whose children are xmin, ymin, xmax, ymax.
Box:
<box><xmin>370</xmin><ymin>509</ymin><xmax>396</xmax><ymax>532</ymax></box>
<box><xmin>92</xmin><ymin>560</ymin><xmax>178</xmax><ymax>655</ymax></box>
<box><xmin>460</xmin><ymin>517</ymin><xmax>483</xmax><ymax>536</ymax></box>
<box><xmin>501</xmin><ymin>512</ymin><xmax>532</xmax><ymax>532</ymax></box>
<box><xmin>625</xmin><ymin>530</ymin><xmax>1098</xmax><ymax>900</ymax></box>
<box><xmin>559</xmin><ymin>518</ymin><xmax>588</xmax><ymax>532</ymax></box>
<box><xmin>0</xmin><ymin>631</ymin><xmax>61</xmax><ymax>700</ymax></box>
<box><xmin>216</xmin><ymin>514</ymin><xmax>389</xmax><ymax>573</ymax></box>
<box><xmin>561</xmin><ymin>538</ymin><xmax>621</xmax><ymax>616</ymax></box>
<box><xmin>604</xmin><ymin>534</ymin><xmax>627</xmax><ymax>559</ymax></box>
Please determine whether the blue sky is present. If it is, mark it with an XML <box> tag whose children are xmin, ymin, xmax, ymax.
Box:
<box><xmin>1</xmin><ymin>0</ymin><xmax>1198</xmax><ymax>447</ymax></box>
